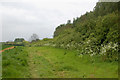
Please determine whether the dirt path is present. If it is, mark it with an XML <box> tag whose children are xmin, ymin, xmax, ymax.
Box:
<box><xmin>0</xmin><ymin>46</ymin><xmax>15</xmax><ymax>53</ymax></box>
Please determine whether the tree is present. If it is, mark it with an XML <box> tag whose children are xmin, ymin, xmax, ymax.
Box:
<box><xmin>14</xmin><ymin>38</ymin><xmax>25</xmax><ymax>42</ymax></box>
<box><xmin>67</xmin><ymin>20</ymin><xmax>71</xmax><ymax>24</ymax></box>
<box><xmin>30</xmin><ymin>34</ymin><xmax>39</xmax><ymax>42</ymax></box>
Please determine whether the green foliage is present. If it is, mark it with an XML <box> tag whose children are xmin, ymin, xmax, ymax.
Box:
<box><xmin>2</xmin><ymin>2</ymin><xmax>119</xmax><ymax>78</ymax></box>
<box><xmin>53</xmin><ymin>2</ymin><xmax>119</xmax><ymax>62</ymax></box>
<box><xmin>14</xmin><ymin>38</ymin><xmax>25</xmax><ymax>42</ymax></box>
<box><xmin>94</xmin><ymin>2</ymin><xmax>118</xmax><ymax>17</ymax></box>
<box><xmin>2</xmin><ymin>46</ymin><xmax>118</xmax><ymax>78</ymax></box>
<box><xmin>20</xmin><ymin>46</ymin><xmax>119</xmax><ymax>78</ymax></box>
<box><xmin>43</xmin><ymin>38</ymin><xmax>52</xmax><ymax>41</ymax></box>
<box><xmin>54</xmin><ymin>24</ymin><xmax>73</xmax><ymax>37</ymax></box>
<box><xmin>2</xmin><ymin>44</ymin><xmax>12</xmax><ymax>50</ymax></box>
<box><xmin>2</xmin><ymin>47</ymin><xmax>29</xmax><ymax>78</ymax></box>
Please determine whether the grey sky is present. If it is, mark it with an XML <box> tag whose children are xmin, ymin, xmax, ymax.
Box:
<box><xmin>0</xmin><ymin>0</ymin><xmax>98</xmax><ymax>42</ymax></box>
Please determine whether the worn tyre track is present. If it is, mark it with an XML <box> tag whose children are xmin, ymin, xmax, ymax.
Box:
<box><xmin>27</xmin><ymin>47</ymin><xmax>65</xmax><ymax>78</ymax></box>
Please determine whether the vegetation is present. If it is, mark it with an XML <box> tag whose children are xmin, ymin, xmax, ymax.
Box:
<box><xmin>14</xmin><ymin>38</ymin><xmax>25</xmax><ymax>42</ymax></box>
<box><xmin>2</xmin><ymin>46</ymin><xmax>118</xmax><ymax>78</ymax></box>
<box><xmin>53</xmin><ymin>2</ymin><xmax>119</xmax><ymax>62</ymax></box>
<box><xmin>2</xmin><ymin>44</ymin><xmax>12</xmax><ymax>50</ymax></box>
<box><xmin>2</xmin><ymin>47</ymin><xmax>29</xmax><ymax>78</ymax></box>
<box><xmin>29</xmin><ymin>34</ymin><xmax>39</xmax><ymax>42</ymax></box>
<box><xmin>2</xmin><ymin>2</ymin><xmax>119</xmax><ymax>78</ymax></box>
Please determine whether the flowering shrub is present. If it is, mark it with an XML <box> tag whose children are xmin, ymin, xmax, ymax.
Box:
<box><xmin>100</xmin><ymin>42</ymin><xmax>118</xmax><ymax>61</ymax></box>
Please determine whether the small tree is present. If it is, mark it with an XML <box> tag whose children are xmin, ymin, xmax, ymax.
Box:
<box><xmin>30</xmin><ymin>34</ymin><xmax>39</xmax><ymax>42</ymax></box>
<box><xmin>67</xmin><ymin>20</ymin><xmax>71</xmax><ymax>24</ymax></box>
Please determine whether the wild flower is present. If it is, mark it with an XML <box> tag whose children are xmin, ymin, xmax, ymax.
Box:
<box><xmin>90</xmin><ymin>54</ymin><xmax>94</xmax><ymax>57</ymax></box>
<box><xmin>100</xmin><ymin>42</ymin><xmax>118</xmax><ymax>55</ymax></box>
<box><xmin>66</xmin><ymin>44</ymin><xmax>69</xmax><ymax>47</ymax></box>
<box><xmin>52</xmin><ymin>44</ymin><xmax>56</xmax><ymax>47</ymax></box>
<box><xmin>79</xmin><ymin>54</ymin><xmax>83</xmax><ymax>58</ymax></box>
<box><xmin>86</xmin><ymin>40</ymin><xmax>91</xmax><ymax>44</ymax></box>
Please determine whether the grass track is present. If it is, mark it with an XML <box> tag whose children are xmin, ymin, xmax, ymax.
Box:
<box><xmin>26</xmin><ymin>46</ymin><xmax>118</xmax><ymax>78</ymax></box>
<box><xmin>2</xmin><ymin>46</ymin><xmax>118</xmax><ymax>78</ymax></box>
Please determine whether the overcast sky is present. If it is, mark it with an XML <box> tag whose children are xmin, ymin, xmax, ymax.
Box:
<box><xmin>0</xmin><ymin>0</ymin><xmax>98</xmax><ymax>42</ymax></box>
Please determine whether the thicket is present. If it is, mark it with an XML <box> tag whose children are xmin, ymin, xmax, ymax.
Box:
<box><xmin>53</xmin><ymin>2</ymin><xmax>119</xmax><ymax>62</ymax></box>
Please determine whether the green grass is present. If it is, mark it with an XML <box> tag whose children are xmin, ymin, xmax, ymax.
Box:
<box><xmin>2</xmin><ymin>44</ymin><xmax>13</xmax><ymax>50</ymax></box>
<box><xmin>2</xmin><ymin>46</ymin><xmax>30</xmax><ymax>78</ymax></box>
<box><xmin>0</xmin><ymin>52</ymin><xmax>1</xmax><ymax>79</ymax></box>
<box><xmin>2</xmin><ymin>46</ymin><xmax>118</xmax><ymax>78</ymax></box>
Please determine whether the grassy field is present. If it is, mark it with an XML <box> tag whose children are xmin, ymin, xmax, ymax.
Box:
<box><xmin>2</xmin><ymin>44</ymin><xmax>13</xmax><ymax>50</ymax></box>
<box><xmin>2</xmin><ymin>46</ymin><xmax>118</xmax><ymax>78</ymax></box>
<box><xmin>2</xmin><ymin>46</ymin><xmax>29</xmax><ymax>78</ymax></box>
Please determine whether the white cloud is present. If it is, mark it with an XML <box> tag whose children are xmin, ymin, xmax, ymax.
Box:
<box><xmin>0</xmin><ymin>0</ymin><xmax>98</xmax><ymax>42</ymax></box>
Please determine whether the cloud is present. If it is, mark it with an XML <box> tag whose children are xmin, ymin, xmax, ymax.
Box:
<box><xmin>0</xmin><ymin>0</ymin><xmax>98</xmax><ymax>42</ymax></box>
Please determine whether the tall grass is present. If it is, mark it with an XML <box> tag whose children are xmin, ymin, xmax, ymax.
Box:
<box><xmin>2</xmin><ymin>45</ymin><xmax>13</xmax><ymax>50</ymax></box>
<box><xmin>2</xmin><ymin>46</ymin><xmax>30</xmax><ymax>78</ymax></box>
<box><xmin>26</xmin><ymin>46</ymin><xmax>118</xmax><ymax>78</ymax></box>
<box><xmin>2</xmin><ymin>46</ymin><xmax>118</xmax><ymax>78</ymax></box>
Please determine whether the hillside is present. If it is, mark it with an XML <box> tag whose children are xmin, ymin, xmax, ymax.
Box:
<box><xmin>53</xmin><ymin>2</ymin><xmax>119</xmax><ymax>62</ymax></box>
<box><xmin>28</xmin><ymin>2</ymin><xmax>119</xmax><ymax>62</ymax></box>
